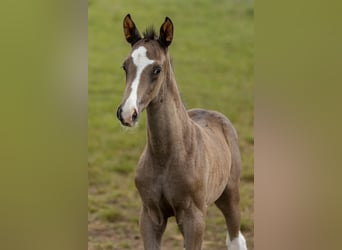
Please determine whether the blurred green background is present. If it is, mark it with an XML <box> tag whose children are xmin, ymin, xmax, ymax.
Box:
<box><xmin>2</xmin><ymin>0</ymin><xmax>342</xmax><ymax>250</ymax></box>
<box><xmin>88</xmin><ymin>0</ymin><xmax>253</xmax><ymax>249</ymax></box>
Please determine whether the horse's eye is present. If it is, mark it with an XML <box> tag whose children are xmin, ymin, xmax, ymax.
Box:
<box><xmin>152</xmin><ymin>66</ymin><xmax>162</xmax><ymax>75</ymax></box>
<box><xmin>122</xmin><ymin>64</ymin><xmax>127</xmax><ymax>71</ymax></box>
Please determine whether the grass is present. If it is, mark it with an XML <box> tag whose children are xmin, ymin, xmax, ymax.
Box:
<box><xmin>89</xmin><ymin>0</ymin><xmax>254</xmax><ymax>249</ymax></box>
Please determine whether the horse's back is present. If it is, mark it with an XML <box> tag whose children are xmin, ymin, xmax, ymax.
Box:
<box><xmin>188</xmin><ymin>108</ymin><xmax>241</xmax><ymax>173</ymax></box>
<box><xmin>187</xmin><ymin>108</ymin><xmax>238</xmax><ymax>145</ymax></box>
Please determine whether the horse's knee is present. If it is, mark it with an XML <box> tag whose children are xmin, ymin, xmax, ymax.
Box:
<box><xmin>139</xmin><ymin>207</ymin><xmax>167</xmax><ymax>241</ymax></box>
<box><xmin>175</xmin><ymin>205</ymin><xmax>206</xmax><ymax>249</ymax></box>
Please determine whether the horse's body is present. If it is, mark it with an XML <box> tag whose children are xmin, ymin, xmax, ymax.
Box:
<box><xmin>117</xmin><ymin>14</ymin><xmax>247</xmax><ymax>250</ymax></box>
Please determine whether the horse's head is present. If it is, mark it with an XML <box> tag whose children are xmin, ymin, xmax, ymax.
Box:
<box><xmin>117</xmin><ymin>14</ymin><xmax>173</xmax><ymax>127</ymax></box>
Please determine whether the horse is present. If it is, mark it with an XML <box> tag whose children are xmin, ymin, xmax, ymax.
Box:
<box><xmin>116</xmin><ymin>14</ymin><xmax>247</xmax><ymax>250</ymax></box>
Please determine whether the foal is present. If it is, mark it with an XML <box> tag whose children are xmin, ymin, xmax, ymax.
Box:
<box><xmin>117</xmin><ymin>14</ymin><xmax>247</xmax><ymax>250</ymax></box>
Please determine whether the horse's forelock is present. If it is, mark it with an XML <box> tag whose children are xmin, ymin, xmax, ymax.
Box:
<box><xmin>143</xmin><ymin>26</ymin><xmax>157</xmax><ymax>41</ymax></box>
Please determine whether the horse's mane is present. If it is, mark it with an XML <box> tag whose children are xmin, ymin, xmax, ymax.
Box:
<box><xmin>143</xmin><ymin>26</ymin><xmax>158</xmax><ymax>41</ymax></box>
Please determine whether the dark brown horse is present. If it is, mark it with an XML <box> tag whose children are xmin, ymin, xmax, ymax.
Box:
<box><xmin>117</xmin><ymin>14</ymin><xmax>247</xmax><ymax>250</ymax></box>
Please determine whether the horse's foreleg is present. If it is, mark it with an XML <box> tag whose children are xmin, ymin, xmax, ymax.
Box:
<box><xmin>139</xmin><ymin>206</ymin><xmax>167</xmax><ymax>250</ymax></box>
<box><xmin>176</xmin><ymin>204</ymin><xmax>206</xmax><ymax>250</ymax></box>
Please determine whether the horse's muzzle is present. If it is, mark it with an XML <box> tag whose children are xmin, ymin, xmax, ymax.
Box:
<box><xmin>116</xmin><ymin>105</ymin><xmax>138</xmax><ymax>127</ymax></box>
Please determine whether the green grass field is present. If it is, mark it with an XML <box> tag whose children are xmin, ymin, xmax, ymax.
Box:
<box><xmin>89</xmin><ymin>0</ymin><xmax>254</xmax><ymax>249</ymax></box>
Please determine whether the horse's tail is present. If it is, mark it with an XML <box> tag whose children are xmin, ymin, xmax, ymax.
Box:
<box><xmin>221</xmin><ymin>117</ymin><xmax>242</xmax><ymax>183</ymax></box>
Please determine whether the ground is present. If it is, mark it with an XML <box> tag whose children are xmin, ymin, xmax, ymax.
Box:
<box><xmin>89</xmin><ymin>0</ymin><xmax>254</xmax><ymax>249</ymax></box>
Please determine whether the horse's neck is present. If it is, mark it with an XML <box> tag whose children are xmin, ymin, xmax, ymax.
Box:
<box><xmin>146</xmin><ymin>66</ymin><xmax>192</xmax><ymax>157</ymax></box>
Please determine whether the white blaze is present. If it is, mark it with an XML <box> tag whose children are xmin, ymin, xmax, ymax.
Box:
<box><xmin>122</xmin><ymin>46</ymin><xmax>154</xmax><ymax>113</ymax></box>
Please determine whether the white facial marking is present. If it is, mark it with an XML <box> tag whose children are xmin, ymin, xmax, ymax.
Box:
<box><xmin>122</xmin><ymin>46</ymin><xmax>154</xmax><ymax>114</ymax></box>
<box><xmin>226</xmin><ymin>231</ymin><xmax>247</xmax><ymax>250</ymax></box>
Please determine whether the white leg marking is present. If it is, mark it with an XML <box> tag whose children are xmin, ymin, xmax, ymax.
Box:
<box><xmin>122</xmin><ymin>46</ymin><xmax>154</xmax><ymax>113</ymax></box>
<box><xmin>226</xmin><ymin>231</ymin><xmax>247</xmax><ymax>250</ymax></box>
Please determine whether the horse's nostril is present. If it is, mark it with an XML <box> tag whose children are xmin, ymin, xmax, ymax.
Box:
<box><xmin>132</xmin><ymin>110</ymin><xmax>138</xmax><ymax>122</ymax></box>
<box><xmin>117</xmin><ymin>106</ymin><xmax>123</xmax><ymax>121</ymax></box>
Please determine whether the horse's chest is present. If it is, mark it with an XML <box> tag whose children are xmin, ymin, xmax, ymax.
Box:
<box><xmin>135</xmin><ymin>160</ymin><xmax>200</xmax><ymax>208</ymax></box>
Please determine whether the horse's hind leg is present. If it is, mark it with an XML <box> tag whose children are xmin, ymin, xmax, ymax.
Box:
<box><xmin>215</xmin><ymin>174</ymin><xmax>247</xmax><ymax>249</ymax></box>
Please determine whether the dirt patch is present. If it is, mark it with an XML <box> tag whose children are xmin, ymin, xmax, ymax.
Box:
<box><xmin>88</xmin><ymin>205</ymin><xmax>253</xmax><ymax>250</ymax></box>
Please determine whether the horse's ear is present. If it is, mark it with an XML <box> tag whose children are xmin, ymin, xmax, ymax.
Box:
<box><xmin>159</xmin><ymin>17</ymin><xmax>173</xmax><ymax>47</ymax></box>
<box><xmin>123</xmin><ymin>14</ymin><xmax>141</xmax><ymax>46</ymax></box>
